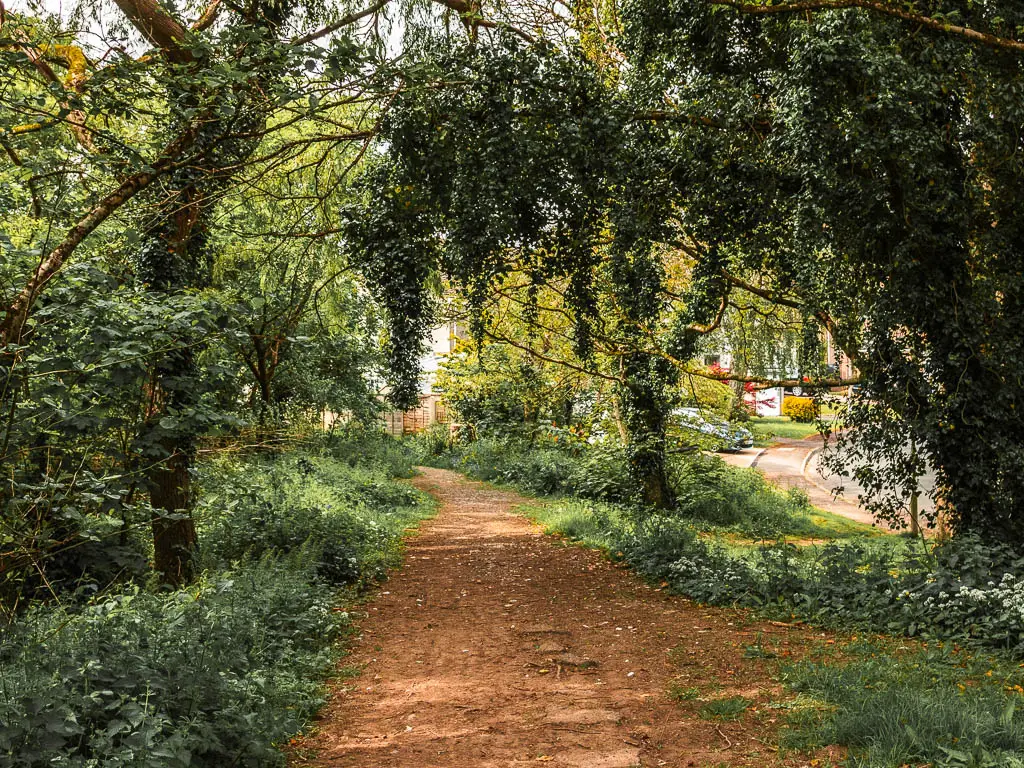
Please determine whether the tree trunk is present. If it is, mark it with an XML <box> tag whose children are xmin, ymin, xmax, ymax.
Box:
<box><xmin>135</xmin><ymin>183</ymin><xmax>208</xmax><ymax>585</ymax></box>
<box><xmin>640</xmin><ymin>461</ymin><xmax>672</xmax><ymax>509</ymax></box>
<box><xmin>619</xmin><ymin>353</ymin><xmax>674</xmax><ymax>510</ymax></box>
<box><xmin>149</xmin><ymin>445</ymin><xmax>197</xmax><ymax>586</ymax></box>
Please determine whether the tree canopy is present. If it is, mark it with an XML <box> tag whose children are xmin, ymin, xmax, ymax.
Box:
<box><xmin>346</xmin><ymin>0</ymin><xmax>1024</xmax><ymax>535</ymax></box>
<box><xmin>4</xmin><ymin>0</ymin><xmax>1024</xmax><ymax>602</ymax></box>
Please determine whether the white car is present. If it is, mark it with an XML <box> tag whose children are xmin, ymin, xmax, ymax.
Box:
<box><xmin>671</xmin><ymin>407</ymin><xmax>754</xmax><ymax>452</ymax></box>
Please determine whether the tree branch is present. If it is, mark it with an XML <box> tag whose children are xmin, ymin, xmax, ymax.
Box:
<box><xmin>0</xmin><ymin>129</ymin><xmax>199</xmax><ymax>347</ymax></box>
<box><xmin>110</xmin><ymin>0</ymin><xmax>193</xmax><ymax>63</ymax></box>
<box><xmin>690</xmin><ymin>367</ymin><xmax>862</xmax><ymax>389</ymax></box>
<box><xmin>484</xmin><ymin>329</ymin><xmax>621</xmax><ymax>383</ymax></box>
<box><xmin>711</xmin><ymin>0</ymin><xmax>1024</xmax><ymax>54</ymax></box>
<box><xmin>434</xmin><ymin>0</ymin><xmax>536</xmax><ymax>42</ymax></box>
<box><xmin>291</xmin><ymin>0</ymin><xmax>394</xmax><ymax>45</ymax></box>
<box><xmin>722</xmin><ymin>271</ymin><xmax>804</xmax><ymax>310</ymax></box>
<box><xmin>0</xmin><ymin>136</ymin><xmax>42</xmax><ymax>217</ymax></box>
<box><xmin>191</xmin><ymin>0</ymin><xmax>223</xmax><ymax>31</ymax></box>
<box><xmin>7</xmin><ymin>35</ymin><xmax>95</xmax><ymax>149</ymax></box>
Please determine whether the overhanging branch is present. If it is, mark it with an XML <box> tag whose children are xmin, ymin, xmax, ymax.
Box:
<box><xmin>484</xmin><ymin>329</ymin><xmax>621</xmax><ymax>383</ymax></box>
<box><xmin>0</xmin><ymin>129</ymin><xmax>200</xmax><ymax>347</ymax></box>
<box><xmin>711</xmin><ymin>0</ymin><xmax>1024</xmax><ymax>54</ymax></box>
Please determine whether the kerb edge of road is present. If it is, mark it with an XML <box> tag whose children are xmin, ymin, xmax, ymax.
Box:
<box><xmin>800</xmin><ymin>446</ymin><xmax>837</xmax><ymax>499</ymax></box>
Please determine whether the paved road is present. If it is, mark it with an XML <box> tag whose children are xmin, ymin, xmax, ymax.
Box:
<box><xmin>720</xmin><ymin>437</ymin><xmax>933</xmax><ymax>531</ymax></box>
<box><xmin>813</xmin><ymin>442</ymin><xmax>936</xmax><ymax>519</ymax></box>
<box><xmin>720</xmin><ymin>440</ymin><xmax>881</xmax><ymax>528</ymax></box>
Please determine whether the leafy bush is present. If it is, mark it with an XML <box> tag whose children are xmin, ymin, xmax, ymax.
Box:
<box><xmin>316</xmin><ymin>424</ymin><xmax>416</xmax><ymax>478</ymax></box>
<box><xmin>0</xmin><ymin>556</ymin><xmax>342</xmax><ymax>768</ymax></box>
<box><xmin>781</xmin><ymin>396</ymin><xmax>818</xmax><ymax>423</ymax></box>
<box><xmin>1</xmin><ymin>434</ymin><xmax>431</xmax><ymax>767</ymax></box>
<box><xmin>668</xmin><ymin>454</ymin><xmax>813</xmax><ymax>536</ymax></box>
<box><xmin>435</xmin><ymin>436</ymin><xmax>821</xmax><ymax>537</ymax></box>
<box><xmin>524</xmin><ymin>494</ymin><xmax>1024</xmax><ymax>658</ymax></box>
<box><xmin>431</xmin><ymin>437</ymin><xmax>639</xmax><ymax>502</ymax></box>
<box><xmin>414</xmin><ymin>422</ymin><xmax>456</xmax><ymax>458</ymax></box>
<box><xmin>197</xmin><ymin>451</ymin><xmax>424</xmax><ymax>586</ymax></box>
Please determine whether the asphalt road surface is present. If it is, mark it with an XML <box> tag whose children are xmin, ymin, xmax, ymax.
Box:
<box><xmin>813</xmin><ymin>442</ymin><xmax>937</xmax><ymax>518</ymax></box>
<box><xmin>720</xmin><ymin>436</ymin><xmax>934</xmax><ymax>531</ymax></box>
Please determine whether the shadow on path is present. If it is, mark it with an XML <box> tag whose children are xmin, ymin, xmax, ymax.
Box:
<box><xmin>291</xmin><ymin>467</ymin><xmax>841</xmax><ymax>768</ymax></box>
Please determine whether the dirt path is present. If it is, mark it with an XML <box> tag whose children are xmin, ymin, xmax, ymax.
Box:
<box><xmin>292</xmin><ymin>468</ymin><xmax>836</xmax><ymax>768</ymax></box>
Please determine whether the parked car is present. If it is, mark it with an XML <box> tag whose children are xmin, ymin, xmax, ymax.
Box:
<box><xmin>670</xmin><ymin>407</ymin><xmax>754</xmax><ymax>452</ymax></box>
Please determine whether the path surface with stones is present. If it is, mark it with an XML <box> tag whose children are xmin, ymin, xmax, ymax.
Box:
<box><xmin>292</xmin><ymin>467</ymin><xmax>839</xmax><ymax>768</ymax></box>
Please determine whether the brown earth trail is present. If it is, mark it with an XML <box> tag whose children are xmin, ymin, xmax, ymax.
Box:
<box><xmin>291</xmin><ymin>467</ymin><xmax>837</xmax><ymax>768</ymax></box>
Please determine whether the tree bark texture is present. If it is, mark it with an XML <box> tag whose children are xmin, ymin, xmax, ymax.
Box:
<box><xmin>149</xmin><ymin>444</ymin><xmax>197</xmax><ymax>586</ymax></box>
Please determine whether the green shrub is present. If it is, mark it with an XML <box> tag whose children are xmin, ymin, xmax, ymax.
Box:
<box><xmin>197</xmin><ymin>450</ymin><xmax>425</xmax><ymax>586</ymax></box>
<box><xmin>316</xmin><ymin>424</ymin><xmax>416</xmax><ymax>477</ymax></box>
<box><xmin>413</xmin><ymin>422</ymin><xmax>456</xmax><ymax>458</ymax></box>
<box><xmin>669</xmin><ymin>454</ymin><xmax>814</xmax><ymax>536</ymax></box>
<box><xmin>0</xmin><ymin>433</ymin><xmax>433</xmax><ymax>767</ymax></box>
<box><xmin>434</xmin><ymin>437</ymin><xmax>638</xmax><ymax>502</ymax></box>
<box><xmin>781</xmin><ymin>396</ymin><xmax>819</xmax><ymax>423</ymax></box>
<box><xmin>0</xmin><ymin>556</ymin><xmax>343</xmax><ymax>768</ymax></box>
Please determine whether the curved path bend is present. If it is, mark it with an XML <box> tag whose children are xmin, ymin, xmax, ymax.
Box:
<box><xmin>291</xmin><ymin>467</ymin><xmax>838</xmax><ymax>768</ymax></box>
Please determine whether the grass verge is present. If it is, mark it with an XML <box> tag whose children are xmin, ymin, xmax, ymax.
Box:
<box><xmin>781</xmin><ymin>639</ymin><xmax>1024</xmax><ymax>767</ymax></box>
<box><xmin>751</xmin><ymin>416</ymin><xmax>823</xmax><ymax>443</ymax></box>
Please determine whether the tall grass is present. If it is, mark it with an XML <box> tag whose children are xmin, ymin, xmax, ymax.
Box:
<box><xmin>783</xmin><ymin>642</ymin><xmax>1024</xmax><ymax>767</ymax></box>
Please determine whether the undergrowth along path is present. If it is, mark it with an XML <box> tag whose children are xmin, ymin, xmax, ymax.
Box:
<box><xmin>292</xmin><ymin>467</ymin><xmax>839</xmax><ymax>768</ymax></box>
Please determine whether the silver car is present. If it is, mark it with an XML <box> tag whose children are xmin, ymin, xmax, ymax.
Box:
<box><xmin>671</xmin><ymin>407</ymin><xmax>754</xmax><ymax>452</ymax></box>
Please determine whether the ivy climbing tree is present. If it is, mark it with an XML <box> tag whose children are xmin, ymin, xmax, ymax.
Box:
<box><xmin>0</xmin><ymin>0</ymin><xmax>459</xmax><ymax>586</ymax></box>
<box><xmin>348</xmin><ymin>0</ymin><xmax>1024</xmax><ymax>536</ymax></box>
<box><xmin>344</xmin><ymin>37</ymin><xmax>731</xmax><ymax>508</ymax></box>
<box><xmin>616</xmin><ymin>0</ymin><xmax>1024</xmax><ymax>537</ymax></box>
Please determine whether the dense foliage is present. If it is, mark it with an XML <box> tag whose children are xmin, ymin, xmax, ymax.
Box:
<box><xmin>0</xmin><ymin>0</ymin><xmax>397</xmax><ymax>591</ymax></box>
<box><xmin>344</xmin><ymin>1</ymin><xmax>1024</xmax><ymax>539</ymax></box>
<box><xmin>2</xmin><ymin>558</ymin><xmax>342</xmax><ymax>767</ymax></box>
<box><xmin>0</xmin><ymin>434</ymin><xmax>430</xmax><ymax>767</ymax></box>
<box><xmin>622</xmin><ymin>0</ymin><xmax>1024</xmax><ymax>537</ymax></box>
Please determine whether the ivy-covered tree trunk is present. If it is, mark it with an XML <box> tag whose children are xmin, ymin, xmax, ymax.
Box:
<box><xmin>130</xmin><ymin>2</ymin><xmax>291</xmax><ymax>583</ymax></box>
<box><xmin>609</xmin><ymin>240</ymin><xmax>676</xmax><ymax>510</ymax></box>
<box><xmin>136</xmin><ymin>185</ymin><xmax>211</xmax><ymax>585</ymax></box>
<box><xmin>618</xmin><ymin>353</ymin><xmax>673</xmax><ymax>509</ymax></box>
<box><xmin>135</xmin><ymin>96</ymin><xmax>265</xmax><ymax>585</ymax></box>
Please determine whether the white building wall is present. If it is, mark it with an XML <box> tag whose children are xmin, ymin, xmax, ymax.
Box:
<box><xmin>418</xmin><ymin>322</ymin><xmax>462</xmax><ymax>394</ymax></box>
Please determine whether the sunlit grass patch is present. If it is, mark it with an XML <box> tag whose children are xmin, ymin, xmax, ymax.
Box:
<box><xmin>751</xmin><ymin>416</ymin><xmax>823</xmax><ymax>442</ymax></box>
<box><xmin>781</xmin><ymin>641</ymin><xmax>1024</xmax><ymax>767</ymax></box>
<box><xmin>699</xmin><ymin>695</ymin><xmax>753</xmax><ymax>721</ymax></box>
